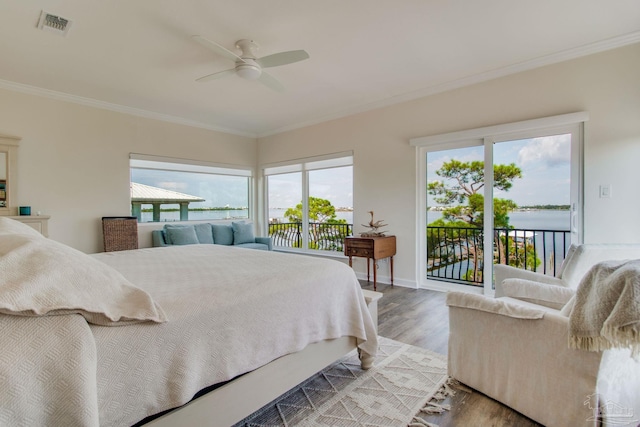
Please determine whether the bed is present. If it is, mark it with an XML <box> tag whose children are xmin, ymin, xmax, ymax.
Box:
<box><xmin>0</xmin><ymin>217</ymin><xmax>379</xmax><ymax>426</ymax></box>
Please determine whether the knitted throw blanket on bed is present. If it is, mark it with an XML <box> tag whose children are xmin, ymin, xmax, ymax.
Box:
<box><xmin>569</xmin><ymin>259</ymin><xmax>640</xmax><ymax>359</ymax></box>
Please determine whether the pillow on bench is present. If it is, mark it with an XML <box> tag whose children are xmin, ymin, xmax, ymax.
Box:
<box><xmin>211</xmin><ymin>224</ymin><xmax>234</xmax><ymax>245</ymax></box>
<box><xmin>165</xmin><ymin>225</ymin><xmax>199</xmax><ymax>246</ymax></box>
<box><xmin>164</xmin><ymin>224</ymin><xmax>214</xmax><ymax>245</ymax></box>
<box><xmin>193</xmin><ymin>223</ymin><xmax>214</xmax><ymax>244</ymax></box>
<box><xmin>232</xmin><ymin>221</ymin><xmax>255</xmax><ymax>245</ymax></box>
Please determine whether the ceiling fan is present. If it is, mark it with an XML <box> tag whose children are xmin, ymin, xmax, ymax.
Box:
<box><xmin>192</xmin><ymin>36</ymin><xmax>309</xmax><ymax>92</ymax></box>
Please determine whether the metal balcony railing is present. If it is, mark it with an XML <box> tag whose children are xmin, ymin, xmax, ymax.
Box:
<box><xmin>269</xmin><ymin>222</ymin><xmax>354</xmax><ymax>252</ymax></box>
<box><xmin>427</xmin><ymin>226</ymin><xmax>571</xmax><ymax>287</ymax></box>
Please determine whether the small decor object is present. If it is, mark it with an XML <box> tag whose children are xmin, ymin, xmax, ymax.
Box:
<box><xmin>360</xmin><ymin>210</ymin><xmax>388</xmax><ymax>237</ymax></box>
<box><xmin>19</xmin><ymin>206</ymin><xmax>31</xmax><ymax>216</ymax></box>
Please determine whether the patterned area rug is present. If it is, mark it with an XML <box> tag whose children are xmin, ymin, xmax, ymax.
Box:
<box><xmin>233</xmin><ymin>337</ymin><xmax>450</xmax><ymax>427</ymax></box>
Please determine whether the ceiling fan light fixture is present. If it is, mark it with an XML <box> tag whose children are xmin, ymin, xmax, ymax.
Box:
<box><xmin>193</xmin><ymin>36</ymin><xmax>308</xmax><ymax>91</ymax></box>
<box><xmin>236</xmin><ymin>63</ymin><xmax>261</xmax><ymax>80</ymax></box>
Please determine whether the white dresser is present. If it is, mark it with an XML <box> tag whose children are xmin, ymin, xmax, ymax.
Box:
<box><xmin>6</xmin><ymin>215</ymin><xmax>50</xmax><ymax>237</ymax></box>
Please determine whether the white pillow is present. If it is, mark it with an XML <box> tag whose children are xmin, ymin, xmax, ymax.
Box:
<box><xmin>0</xmin><ymin>233</ymin><xmax>166</xmax><ymax>326</ymax></box>
<box><xmin>502</xmin><ymin>278</ymin><xmax>575</xmax><ymax>310</ymax></box>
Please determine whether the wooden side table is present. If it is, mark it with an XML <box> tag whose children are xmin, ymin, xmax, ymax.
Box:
<box><xmin>344</xmin><ymin>235</ymin><xmax>396</xmax><ymax>290</ymax></box>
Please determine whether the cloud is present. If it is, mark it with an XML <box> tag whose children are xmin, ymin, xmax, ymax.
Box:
<box><xmin>517</xmin><ymin>134</ymin><xmax>570</xmax><ymax>167</ymax></box>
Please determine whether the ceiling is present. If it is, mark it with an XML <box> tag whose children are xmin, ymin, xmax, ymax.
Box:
<box><xmin>1</xmin><ymin>1</ymin><xmax>639</xmax><ymax>138</ymax></box>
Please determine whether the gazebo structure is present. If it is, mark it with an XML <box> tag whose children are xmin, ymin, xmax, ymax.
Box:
<box><xmin>131</xmin><ymin>182</ymin><xmax>205</xmax><ymax>222</ymax></box>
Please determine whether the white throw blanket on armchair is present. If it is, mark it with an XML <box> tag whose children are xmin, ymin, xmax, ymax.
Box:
<box><xmin>569</xmin><ymin>259</ymin><xmax>640</xmax><ymax>359</ymax></box>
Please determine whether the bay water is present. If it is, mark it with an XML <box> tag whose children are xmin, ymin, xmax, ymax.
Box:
<box><xmin>143</xmin><ymin>208</ymin><xmax>569</xmax><ymax>231</ymax></box>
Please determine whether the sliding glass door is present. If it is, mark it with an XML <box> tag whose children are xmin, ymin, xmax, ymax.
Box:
<box><xmin>418</xmin><ymin>119</ymin><xmax>583</xmax><ymax>293</ymax></box>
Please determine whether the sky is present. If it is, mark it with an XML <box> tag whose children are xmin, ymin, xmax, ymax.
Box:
<box><xmin>267</xmin><ymin>166</ymin><xmax>353</xmax><ymax>209</ymax></box>
<box><xmin>426</xmin><ymin>133</ymin><xmax>571</xmax><ymax>207</ymax></box>
<box><xmin>131</xmin><ymin>168</ymin><xmax>249</xmax><ymax>208</ymax></box>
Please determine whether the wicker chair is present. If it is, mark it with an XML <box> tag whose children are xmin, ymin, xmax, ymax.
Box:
<box><xmin>102</xmin><ymin>216</ymin><xmax>139</xmax><ymax>252</ymax></box>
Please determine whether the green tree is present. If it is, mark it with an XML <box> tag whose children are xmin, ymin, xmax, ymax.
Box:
<box><xmin>280</xmin><ymin>197</ymin><xmax>348</xmax><ymax>251</ymax></box>
<box><xmin>427</xmin><ymin>160</ymin><xmax>539</xmax><ymax>282</ymax></box>
<box><xmin>285</xmin><ymin>196</ymin><xmax>346</xmax><ymax>224</ymax></box>
<box><xmin>427</xmin><ymin>160</ymin><xmax>522</xmax><ymax>228</ymax></box>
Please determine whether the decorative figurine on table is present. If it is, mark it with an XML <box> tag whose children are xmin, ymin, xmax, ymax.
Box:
<box><xmin>360</xmin><ymin>211</ymin><xmax>388</xmax><ymax>237</ymax></box>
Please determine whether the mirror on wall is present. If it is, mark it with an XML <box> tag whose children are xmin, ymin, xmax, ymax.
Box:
<box><xmin>0</xmin><ymin>135</ymin><xmax>20</xmax><ymax>215</ymax></box>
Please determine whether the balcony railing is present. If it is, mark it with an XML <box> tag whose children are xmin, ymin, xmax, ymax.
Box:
<box><xmin>269</xmin><ymin>222</ymin><xmax>354</xmax><ymax>252</ymax></box>
<box><xmin>427</xmin><ymin>226</ymin><xmax>571</xmax><ymax>287</ymax></box>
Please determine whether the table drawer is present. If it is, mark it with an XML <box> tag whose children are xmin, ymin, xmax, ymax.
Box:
<box><xmin>346</xmin><ymin>239</ymin><xmax>373</xmax><ymax>249</ymax></box>
<box><xmin>347</xmin><ymin>247</ymin><xmax>373</xmax><ymax>257</ymax></box>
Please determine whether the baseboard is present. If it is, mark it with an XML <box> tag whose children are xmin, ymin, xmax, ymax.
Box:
<box><xmin>353</xmin><ymin>272</ymin><xmax>416</xmax><ymax>289</ymax></box>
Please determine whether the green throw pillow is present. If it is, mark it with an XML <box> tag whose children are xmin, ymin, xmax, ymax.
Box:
<box><xmin>165</xmin><ymin>225</ymin><xmax>199</xmax><ymax>245</ymax></box>
<box><xmin>232</xmin><ymin>221</ymin><xmax>255</xmax><ymax>245</ymax></box>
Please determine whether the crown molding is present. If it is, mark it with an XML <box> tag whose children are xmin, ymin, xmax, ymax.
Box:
<box><xmin>257</xmin><ymin>31</ymin><xmax>640</xmax><ymax>138</ymax></box>
<box><xmin>0</xmin><ymin>79</ymin><xmax>258</xmax><ymax>138</ymax></box>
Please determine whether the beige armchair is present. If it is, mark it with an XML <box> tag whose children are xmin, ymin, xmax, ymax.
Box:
<box><xmin>494</xmin><ymin>243</ymin><xmax>640</xmax><ymax>297</ymax></box>
<box><xmin>447</xmin><ymin>244</ymin><xmax>640</xmax><ymax>427</ymax></box>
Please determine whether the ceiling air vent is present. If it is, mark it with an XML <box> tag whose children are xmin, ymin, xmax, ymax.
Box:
<box><xmin>37</xmin><ymin>11</ymin><xmax>73</xmax><ymax>36</ymax></box>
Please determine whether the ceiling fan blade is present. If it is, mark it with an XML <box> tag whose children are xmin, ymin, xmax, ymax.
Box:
<box><xmin>256</xmin><ymin>50</ymin><xmax>309</xmax><ymax>68</ymax></box>
<box><xmin>192</xmin><ymin>35</ymin><xmax>246</xmax><ymax>63</ymax></box>
<box><xmin>258</xmin><ymin>71</ymin><xmax>285</xmax><ymax>93</ymax></box>
<box><xmin>196</xmin><ymin>68</ymin><xmax>236</xmax><ymax>82</ymax></box>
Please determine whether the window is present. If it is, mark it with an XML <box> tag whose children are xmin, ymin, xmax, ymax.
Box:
<box><xmin>130</xmin><ymin>154</ymin><xmax>252</xmax><ymax>223</ymax></box>
<box><xmin>263</xmin><ymin>152</ymin><xmax>353</xmax><ymax>252</ymax></box>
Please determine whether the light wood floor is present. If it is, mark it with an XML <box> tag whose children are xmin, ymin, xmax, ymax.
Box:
<box><xmin>359</xmin><ymin>280</ymin><xmax>543</xmax><ymax>427</ymax></box>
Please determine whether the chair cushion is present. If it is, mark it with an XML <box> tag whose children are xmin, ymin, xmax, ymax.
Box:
<box><xmin>446</xmin><ymin>292</ymin><xmax>546</xmax><ymax>319</ymax></box>
<box><xmin>556</xmin><ymin>244</ymin><xmax>578</xmax><ymax>279</ymax></box>
<box><xmin>165</xmin><ymin>225</ymin><xmax>199</xmax><ymax>245</ymax></box>
<box><xmin>211</xmin><ymin>224</ymin><xmax>234</xmax><ymax>245</ymax></box>
<box><xmin>502</xmin><ymin>278</ymin><xmax>575</xmax><ymax>310</ymax></box>
<box><xmin>232</xmin><ymin>221</ymin><xmax>255</xmax><ymax>245</ymax></box>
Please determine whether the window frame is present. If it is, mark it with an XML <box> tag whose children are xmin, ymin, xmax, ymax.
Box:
<box><xmin>261</xmin><ymin>151</ymin><xmax>354</xmax><ymax>254</ymax></box>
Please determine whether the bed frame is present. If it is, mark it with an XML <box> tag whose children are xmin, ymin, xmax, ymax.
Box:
<box><xmin>148</xmin><ymin>290</ymin><xmax>382</xmax><ymax>427</ymax></box>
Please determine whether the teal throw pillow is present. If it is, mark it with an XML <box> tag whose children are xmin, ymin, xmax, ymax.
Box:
<box><xmin>211</xmin><ymin>224</ymin><xmax>234</xmax><ymax>245</ymax></box>
<box><xmin>232</xmin><ymin>221</ymin><xmax>255</xmax><ymax>245</ymax></box>
<box><xmin>165</xmin><ymin>225</ymin><xmax>199</xmax><ymax>245</ymax></box>
<box><xmin>194</xmin><ymin>223</ymin><xmax>214</xmax><ymax>244</ymax></box>
<box><xmin>163</xmin><ymin>224</ymin><xmax>188</xmax><ymax>244</ymax></box>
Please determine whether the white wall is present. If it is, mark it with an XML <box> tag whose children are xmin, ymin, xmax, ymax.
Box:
<box><xmin>1</xmin><ymin>43</ymin><xmax>638</xmax><ymax>273</ymax></box>
<box><xmin>258</xmin><ymin>43</ymin><xmax>640</xmax><ymax>287</ymax></box>
<box><xmin>0</xmin><ymin>89</ymin><xmax>257</xmax><ymax>253</ymax></box>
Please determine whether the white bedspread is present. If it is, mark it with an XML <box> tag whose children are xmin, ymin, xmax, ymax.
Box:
<box><xmin>1</xmin><ymin>244</ymin><xmax>377</xmax><ymax>426</ymax></box>
<box><xmin>92</xmin><ymin>245</ymin><xmax>378</xmax><ymax>426</ymax></box>
<box><xmin>0</xmin><ymin>314</ymin><xmax>99</xmax><ymax>426</ymax></box>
